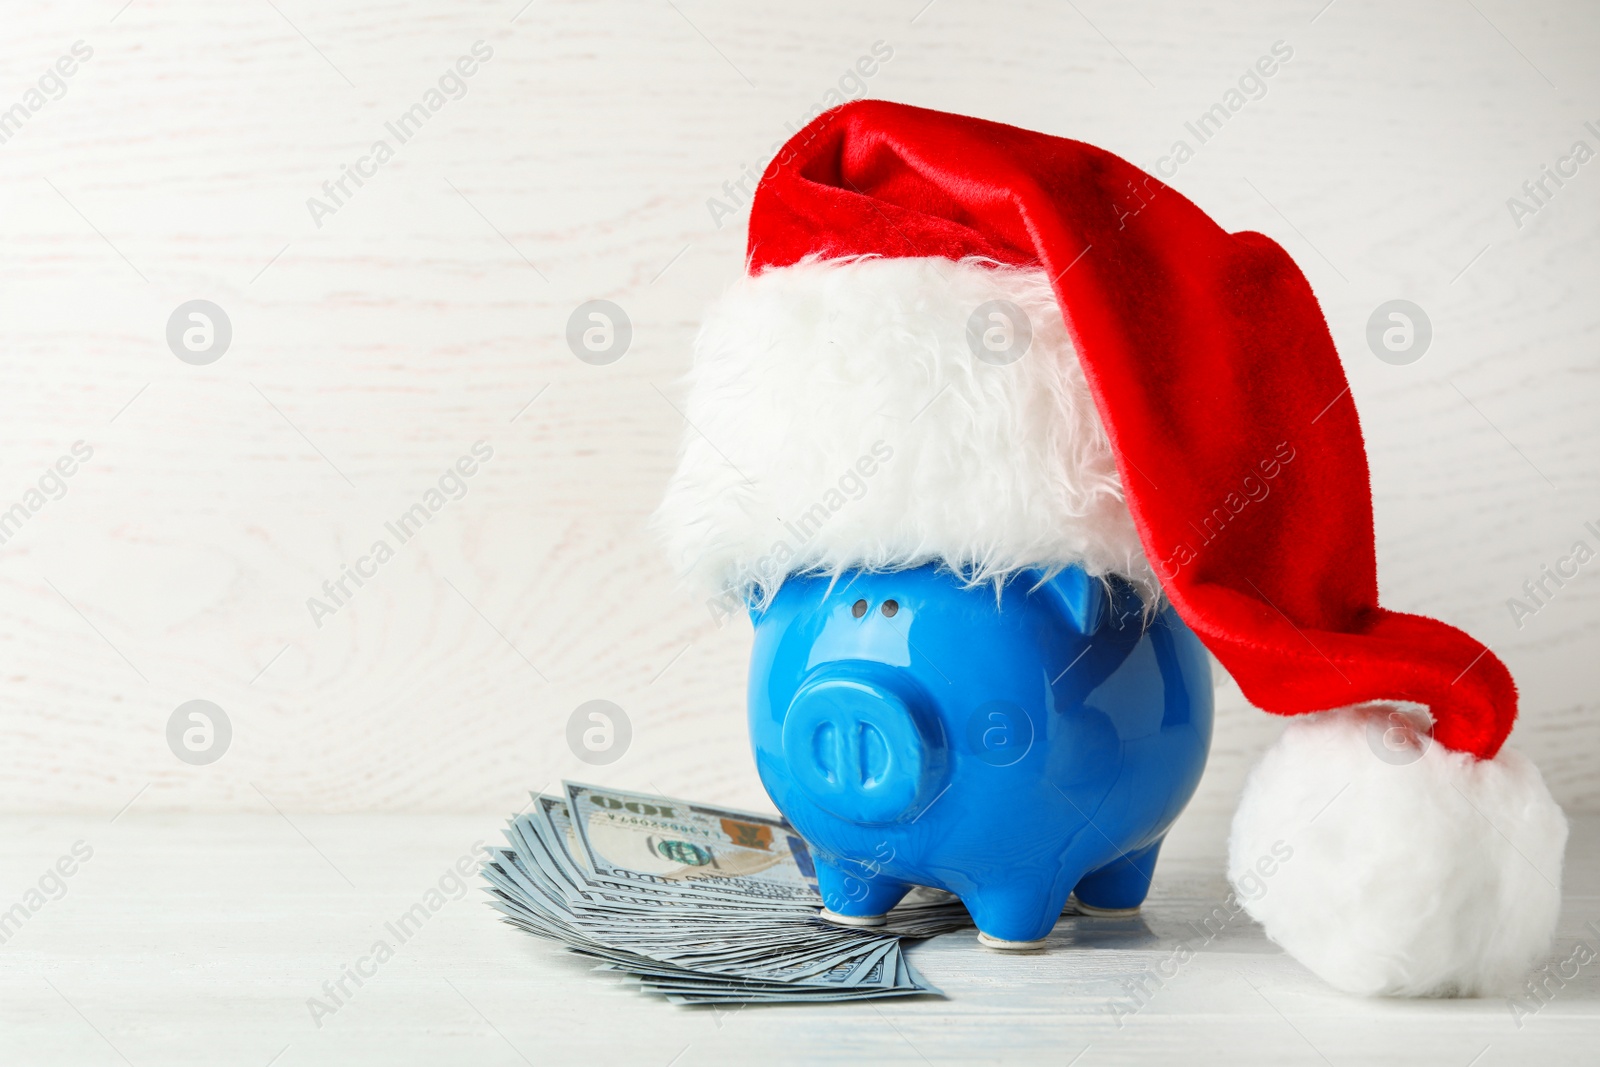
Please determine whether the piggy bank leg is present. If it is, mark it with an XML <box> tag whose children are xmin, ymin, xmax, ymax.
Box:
<box><xmin>965</xmin><ymin>876</ymin><xmax>1068</xmax><ymax>951</ymax></box>
<box><xmin>814</xmin><ymin>857</ymin><xmax>910</xmax><ymax>927</ymax></box>
<box><xmin>1071</xmin><ymin>838</ymin><xmax>1163</xmax><ymax>916</ymax></box>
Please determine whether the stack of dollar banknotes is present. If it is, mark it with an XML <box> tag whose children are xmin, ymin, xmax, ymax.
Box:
<box><xmin>481</xmin><ymin>782</ymin><xmax>974</xmax><ymax>1004</ymax></box>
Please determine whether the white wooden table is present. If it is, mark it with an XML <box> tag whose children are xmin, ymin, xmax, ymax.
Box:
<box><xmin>3</xmin><ymin>810</ymin><xmax>1594</xmax><ymax>1066</ymax></box>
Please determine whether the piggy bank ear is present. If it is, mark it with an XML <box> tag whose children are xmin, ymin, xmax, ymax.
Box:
<box><xmin>1037</xmin><ymin>566</ymin><xmax>1108</xmax><ymax>634</ymax></box>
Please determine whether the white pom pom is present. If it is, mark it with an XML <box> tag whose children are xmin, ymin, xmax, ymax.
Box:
<box><xmin>1228</xmin><ymin>705</ymin><xmax>1568</xmax><ymax>997</ymax></box>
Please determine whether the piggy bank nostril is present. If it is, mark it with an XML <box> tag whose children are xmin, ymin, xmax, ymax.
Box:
<box><xmin>812</xmin><ymin>721</ymin><xmax>839</xmax><ymax>784</ymax></box>
<box><xmin>851</xmin><ymin>599</ymin><xmax>868</xmax><ymax>618</ymax></box>
<box><xmin>859</xmin><ymin>722</ymin><xmax>890</xmax><ymax>787</ymax></box>
<box><xmin>880</xmin><ymin>600</ymin><xmax>899</xmax><ymax>618</ymax></box>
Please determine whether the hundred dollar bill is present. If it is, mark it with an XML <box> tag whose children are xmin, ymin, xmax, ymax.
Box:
<box><xmin>482</xmin><ymin>784</ymin><xmax>968</xmax><ymax>1003</ymax></box>
<box><xmin>564</xmin><ymin>781</ymin><xmax>822</xmax><ymax>904</ymax></box>
<box><xmin>532</xmin><ymin>795</ymin><xmax>815</xmax><ymax>918</ymax></box>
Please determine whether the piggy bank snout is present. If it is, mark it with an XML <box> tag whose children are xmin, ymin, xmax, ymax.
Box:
<box><xmin>780</xmin><ymin>672</ymin><xmax>943</xmax><ymax>825</ymax></box>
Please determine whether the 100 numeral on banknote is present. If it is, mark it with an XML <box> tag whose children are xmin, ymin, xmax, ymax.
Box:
<box><xmin>565</xmin><ymin>782</ymin><xmax>822</xmax><ymax>903</ymax></box>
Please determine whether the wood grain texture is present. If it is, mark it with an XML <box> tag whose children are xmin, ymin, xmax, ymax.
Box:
<box><xmin>0</xmin><ymin>0</ymin><xmax>1596</xmax><ymax>814</ymax></box>
<box><xmin>0</xmin><ymin>812</ymin><xmax>1594</xmax><ymax>1065</ymax></box>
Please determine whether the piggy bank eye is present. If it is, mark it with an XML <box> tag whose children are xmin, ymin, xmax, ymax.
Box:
<box><xmin>851</xmin><ymin>599</ymin><xmax>868</xmax><ymax>618</ymax></box>
<box><xmin>880</xmin><ymin>599</ymin><xmax>899</xmax><ymax>618</ymax></box>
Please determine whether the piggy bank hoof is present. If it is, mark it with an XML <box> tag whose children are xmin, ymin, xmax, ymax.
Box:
<box><xmin>819</xmin><ymin>908</ymin><xmax>887</xmax><ymax>928</ymax></box>
<box><xmin>1070</xmin><ymin>838</ymin><xmax>1164</xmax><ymax>914</ymax></box>
<box><xmin>1071</xmin><ymin>898</ymin><xmax>1142</xmax><ymax>918</ymax></box>
<box><xmin>977</xmin><ymin>932</ymin><xmax>1048</xmax><ymax>952</ymax></box>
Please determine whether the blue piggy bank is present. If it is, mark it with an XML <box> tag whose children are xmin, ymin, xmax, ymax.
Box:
<box><xmin>748</xmin><ymin>564</ymin><xmax>1213</xmax><ymax>948</ymax></box>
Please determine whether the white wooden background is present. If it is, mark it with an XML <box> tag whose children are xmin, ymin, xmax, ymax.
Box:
<box><xmin>1</xmin><ymin>0</ymin><xmax>1597</xmax><ymax>818</ymax></box>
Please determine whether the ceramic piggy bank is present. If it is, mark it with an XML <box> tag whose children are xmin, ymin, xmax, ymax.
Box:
<box><xmin>748</xmin><ymin>564</ymin><xmax>1212</xmax><ymax>949</ymax></box>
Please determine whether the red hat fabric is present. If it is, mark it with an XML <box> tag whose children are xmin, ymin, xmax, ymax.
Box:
<box><xmin>745</xmin><ymin>99</ymin><xmax>1514</xmax><ymax>760</ymax></box>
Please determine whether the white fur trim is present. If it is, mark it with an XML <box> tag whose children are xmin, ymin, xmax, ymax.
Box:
<box><xmin>1228</xmin><ymin>705</ymin><xmax>1568</xmax><ymax>997</ymax></box>
<box><xmin>653</xmin><ymin>256</ymin><xmax>1151</xmax><ymax>603</ymax></box>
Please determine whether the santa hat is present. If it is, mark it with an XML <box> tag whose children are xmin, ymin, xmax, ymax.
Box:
<box><xmin>655</xmin><ymin>100</ymin><xmax>1566</xmax><ymax>996</ymax></box>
